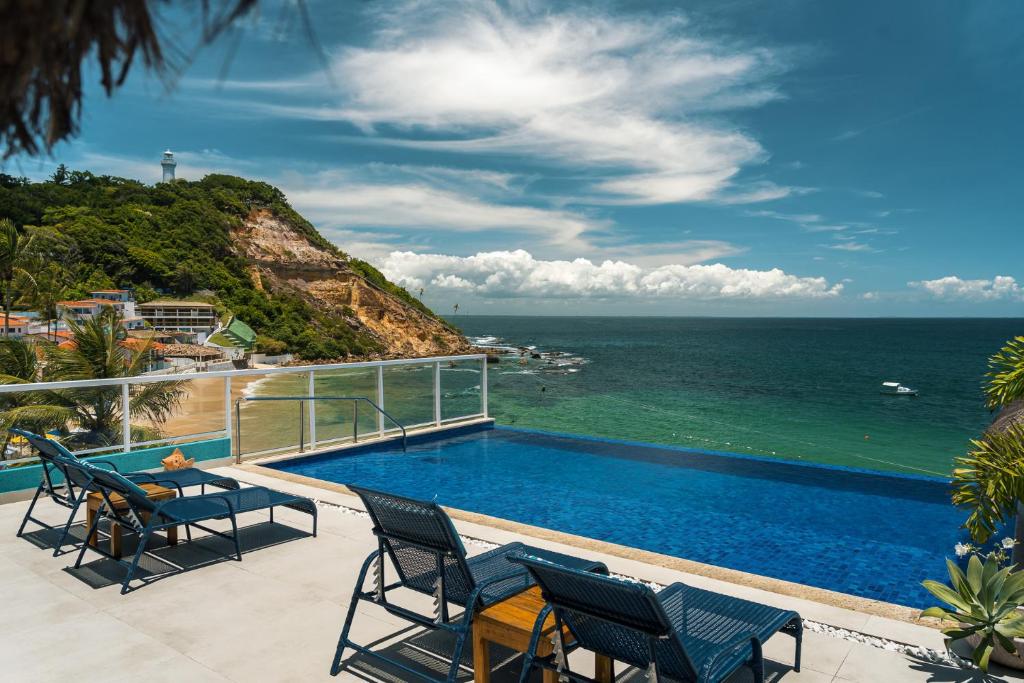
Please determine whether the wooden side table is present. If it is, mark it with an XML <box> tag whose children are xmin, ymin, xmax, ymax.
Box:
<box><xmin>473</xmin><ymin>586</ymin><xmax>612</xmax><ymax>683</ymax></box>
<box><xmin>85</xmin><ymin>483</ymin><xmax>177</xmax><ymax>559</ymax></box>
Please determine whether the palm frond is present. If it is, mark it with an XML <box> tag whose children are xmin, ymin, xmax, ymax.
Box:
<box><xmin>987</xmin><ymin>336</ymin><xmax>1024</xmax><ymax>410</ymax></box>
<box><xmin>952</xmin><ymin>424</ymin><xmax>1024</xmax><ymax>543</ymax></box>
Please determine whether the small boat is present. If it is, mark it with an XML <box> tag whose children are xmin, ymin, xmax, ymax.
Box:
<box><xmin>881</xmin><ymin>381</ymin><xmax>918</xmax><ymax>396</ymax></box>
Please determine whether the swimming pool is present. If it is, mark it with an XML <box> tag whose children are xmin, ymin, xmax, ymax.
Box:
<box><xmin>268</xmin><ymin>424</ymin><xmax>971</xmax><ymax>608</ymax></box>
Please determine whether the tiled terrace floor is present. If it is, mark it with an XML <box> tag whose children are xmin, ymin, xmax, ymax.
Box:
<box><xmin>2</xmin><ymin>466</ymin><xmax>1021</xmax><ymax>683</ymax></box>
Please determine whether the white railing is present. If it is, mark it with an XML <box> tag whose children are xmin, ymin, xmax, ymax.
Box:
<box><xmin>0</xmin><ymin>354</ymin><xmax>489</xmax><ymax>464</ymax></box>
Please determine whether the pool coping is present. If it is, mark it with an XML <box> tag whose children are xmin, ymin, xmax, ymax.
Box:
<box><xmin>241</xmin><ymin>461</ymin><xmax>941</xmax><ymax>634</ymax></box>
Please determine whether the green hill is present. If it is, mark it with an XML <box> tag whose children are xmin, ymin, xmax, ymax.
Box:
<box><xmin>0</xmin><ymin>170</ymin><xmax>467</xmax><ymax>360</ymax></box>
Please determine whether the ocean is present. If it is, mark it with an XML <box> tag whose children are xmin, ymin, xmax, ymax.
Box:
<box><xmin>452</xmin><ymin>316</ymin><xmax>1023</xmax><ymax>477</ymax></box>
<box><xmin>237</xmin><ymin>317</ymin><xmax>1022</xmax><ymax>477</ymax></box>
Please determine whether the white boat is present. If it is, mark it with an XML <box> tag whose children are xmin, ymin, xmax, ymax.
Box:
<box><xmin>881</xmin><ymin>381</ymin><xmax>918</xmax><ymax>396</ymax></box>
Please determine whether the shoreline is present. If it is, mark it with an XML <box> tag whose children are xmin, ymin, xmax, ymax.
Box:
<box><xmin>160</xmin><ymin>374</ymin><xmax>267</xmax><ymax>437</ymax></box>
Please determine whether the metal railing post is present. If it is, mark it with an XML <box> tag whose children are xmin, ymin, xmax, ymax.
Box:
<box><xmin>433</xmin><ymin>361</ymin><xmax>442</xmax><ymax>427</ymax></box>
<box><xmin>298</xmin><ymin>400</ymin><xmax>305</xmax><ymax>453</ymax></box>
<box><xmin>224</xmin><ymin>376</ymin><xmax>232</xmax><ymax>445</ymax></box>
<box><xmin>307</xmin><ymin>371</ymin><xmax>317</xmax><ymax>450</ymax></box>
<box><xmin>353</xmin><ymin>401</ymin><xmax>358</xmax><ymax>443</ymax></box>
<box><xmin>121</xmin><ymin>382</ymin><xmax>132</xmax><ymax>452</ymax></box>
<box><xmin>376</xmin><ymin>365</ymin><xmax>385</xmax><ymax>437</ymax></box>
<box><xmin>235</xmin><ymin>400</ymin><xmax>242</xmax><ymax>463</ymax></box>
<box><xmin>481</xmin><ymin>357</ymin><xmax>489</xmax><ymax>418</ymax></box>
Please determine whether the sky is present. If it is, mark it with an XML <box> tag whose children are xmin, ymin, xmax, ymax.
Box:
<box><xmin>6</xmin><ymin>0</ymin><xmax>1024</xmax><ymax>316</ymax></box>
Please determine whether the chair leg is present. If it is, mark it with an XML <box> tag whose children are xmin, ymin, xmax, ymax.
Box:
<box><xmin>269</xmin><ymin>506</ymin><xmax>274</xmax><ymax>524</ymax></box>
<box><xmin>446</xmin><ymin>607</ymin><xmax>476</xmax><ymax>683</ymax></box>
<box><xmin>229</xmin><ymin>513</ymin><xmax>242</xmax><ymax>561</ymax></box>
<box><xmin>121</xmin><ymin>527</ymin><xmax>152</xmax><ymax>594</ymax></box>
<box><xmin>793</xmin><ymin>619</ymin><xmax>803</xmax><ymax>672</ymax></box>
<box><xmin>74</xmin><ymin>511</ymin><xmax>104</xmax><ymax>568</ymax></box>
<box><xmin>52</xmin><ymin>488</ymin><xmax>88</xmax><ymax>556</ymax></box>
<box><xmin>750</xmin><ymin>638</ymin><xmax>764</xmax><ymax>683</ymax></box>
<box><xmin>184</xmin><ymin>523</ymin><xmax>192</xmax><ymax>542</ymax></box>
<box><xmin>330</xmin><ymin>553</ymin><xmax>377</xmax><ymax>676</ymax></box>
<box><xmin>520</xmin><ymin>606</ymin><xmax>550</xmax><ymax>683</ymax></box>
<box><xmin>312</xmin><ymin>507</ymin><xmax>318</xmax><ymax>537</ymax></box>
<box><xmin>16</xmin><ymin>483</ymin><xmax>44</xmax><ymax>537</ymax></box>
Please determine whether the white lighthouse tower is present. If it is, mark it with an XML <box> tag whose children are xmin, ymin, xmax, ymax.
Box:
<box><xmin>160</xmin><ymin>149</ymin><xmax>176</xmax><ymax>182</ymax></box>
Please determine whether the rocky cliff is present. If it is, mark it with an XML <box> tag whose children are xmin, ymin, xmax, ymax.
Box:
<box><xmin>0</xmin><ymin>172</ymin><xmax>470</xmax><ymax>361</ymax></box>
<box><xmin>233</xmin><ymin>209</ymin><xmax>470</xmax><ymax>358</ymax></box>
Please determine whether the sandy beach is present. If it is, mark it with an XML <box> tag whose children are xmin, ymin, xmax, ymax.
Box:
<box><xmin>159</xmin><ymin>373</ymin><xmax>269</xmax><ymax>438</ymax></box>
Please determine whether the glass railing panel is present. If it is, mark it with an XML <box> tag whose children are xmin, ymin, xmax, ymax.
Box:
<box><xmin>312</xmin><ymin>368</ymin><xmax>379</xmax><ymax>444</ymax></box>
<box><xmin>234</xmin><ymin>372</ymin><xmax>306</xmax><ymax>458</ymax></box>
<box><xmin>440</xmin><ymin>358</ymin><xmax>483</xmax><ymax>421</ymax></box>
<box><xmin>381</xmin><ymin>363</ymin><xmax>435</xmax><ymax>428</ymax></box>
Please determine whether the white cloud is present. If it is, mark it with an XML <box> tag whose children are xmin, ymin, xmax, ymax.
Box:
<box><xmin>744</xmin><ymin>210</ymin><xmax>823</xmax><ymax>224</ymax></box>
<box><xmin>381</xmin><ymin>249</ymin><xmax>842</xmax><ymax>300</ymax></box>
<box><xmin>910</xmin><ymin>275</ymin><xmax>1023</xmax><ymax>302</ymax></box>
<box><xmin>280</xmin><ymin>169</ymin><xmax>601</xmax><ymax>250</ymax></box>
<box><xmin>825</xmin><ymin>241</ymin><xmax>876</xmax><ymax>252</ymax></box>
<box><xmin>219</xmin><ymin>1</ymin><xmax>799</xmax><ymax>205</ymax></box>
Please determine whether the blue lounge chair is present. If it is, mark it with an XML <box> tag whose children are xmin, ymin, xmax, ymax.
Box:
<box><xmin>62</xmin><ymin>457</ymin><xmax>317</xmax><ymax>593</ymax></box>
<box><xmin>13</xmin><ymin>428</ymin><xmax>238</xmax><ymax>555</ymax></box>
<box><xmin>510</xmin><ymin>553</ymin><xmax>802</xmax><ymax>683</ymax></box>
<box><xmin>330</xmin><ymin>485</ymin><xmax>608</xmax><ymax>682</ymax></box>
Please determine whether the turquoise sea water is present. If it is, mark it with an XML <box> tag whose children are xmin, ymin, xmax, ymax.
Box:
<box><xmin>452</xmin><ymin>316</ymin><xmax>1023</xmax><ymax>476</ymax></box>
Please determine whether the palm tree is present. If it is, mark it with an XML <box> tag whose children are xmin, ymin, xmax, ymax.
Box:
<box><xmin>953</xmin><ymin>335</ymin><xmax>1024</xmax><ymax>567</ymax></box>
<box><xmin>0</xmin><ymin>336</ymin><xmax>70</xmax><ymax>458</ymax></box>
<box><xmin>22</xmin><ymin>263</ymin><xmax>69</xmax><ymax>340</ymax></box>
<box><xmin>0</xmin><ymin>218</ymin><xmax>34</xmax><ymax>337</ymax></box>
<box><xmin>0</xmin><ymin>308</ymin><xmax>185</xmax><ymax>452</ymax></box>
<box><xmin>42</xmin><ymin>307</ymin><xmax>185</xmax><ymax>447</ymax></box>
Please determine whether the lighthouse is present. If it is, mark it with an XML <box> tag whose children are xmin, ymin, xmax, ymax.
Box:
<box><xmin>160</xmin><ymin>149</ymin><xmax>176</xmax><ymax>182</ymax></box>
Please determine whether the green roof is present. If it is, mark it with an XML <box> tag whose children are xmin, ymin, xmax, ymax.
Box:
<box><xmin>225</xmin><ymin>316</ymin><xmax>256</xmax><ymax>346</ymax></box>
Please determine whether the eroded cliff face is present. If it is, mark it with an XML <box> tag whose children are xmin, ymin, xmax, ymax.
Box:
<box><xmin>231</xmin><ymin>210</ymin><xmax>469</xmax><ymax>358</ymax></box>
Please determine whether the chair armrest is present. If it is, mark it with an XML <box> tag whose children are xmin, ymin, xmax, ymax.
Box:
<box><xmin>126</xmin><ymin>471</ymin><xmax>186</xmax><ymax>496</ymax></box>
<box><xmin>699</xmin><ymin>631</ymin><xmax>761</xmax><ymax>683</ymax></box>
<box><xmin>86</xmin><ymin>459</ymin><xmax>121</xmax><ymax>472</ymax></box>
<box><xmin>469</xmin><ymin>566</ymin><xmax>532</xmax><ymax>607</ymax></box>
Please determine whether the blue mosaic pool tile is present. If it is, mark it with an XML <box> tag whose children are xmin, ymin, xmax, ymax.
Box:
<box><xmin>270</xmin><ymin>426</ymin><xmax>985</xmax><ymax>608</ymax></box>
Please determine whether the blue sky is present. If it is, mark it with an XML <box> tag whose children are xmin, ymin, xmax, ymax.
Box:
<box><xmin>7</xmin><ymin>0</ymin><xmax>1024</xmax><ymax>316</ymax></box>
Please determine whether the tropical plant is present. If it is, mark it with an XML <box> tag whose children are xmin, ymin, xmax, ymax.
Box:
<box><xmin>1</xmin><ymin>1</ymin><xmax>259</xmax><ymax>158</ymax></box>
<box><xmin>21</xmin><ymin>262</ymin><xmax>69</xmax><ymax>339</ymax></box>
<box><xmin>952</xmin><ymin>335</ymin><xmax>1024</xmax><ymax>568</ymax></box>
<box><xmin>0</xmin><ymin>336</ymin><xmax>57</xmax><ymax>457</ymax></box>
<box><xmin>922</xmin><ymin>554</ymin><xmax>1024</xmax><ymax>671</ymax></box>
<box><xmin>987</xmin><ymin>336</ymin><xmax>1024</xmax><ymax>410</ymax></box>
<box><xmin>42</xmin><ymin>308</ymin><xmax>185</xmax><ymax>447</ymax></box>
<box><xmin>0</xmin><ymin>217</ymin><xmax>34</xmax><ymax>336</ymax></box>
<box><xmin>0</xmin><ymin>308</ymin><xmax>185</xmax><ymax>451</ymax></box>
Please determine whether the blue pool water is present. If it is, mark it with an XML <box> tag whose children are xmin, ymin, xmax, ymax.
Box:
<box><xmin>269</xmin><ymin>425</ymin><xmax>971</xmax><ymax>608</ymax></box>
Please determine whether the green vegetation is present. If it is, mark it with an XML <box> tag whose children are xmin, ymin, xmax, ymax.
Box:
<box><xmin>0</xmin><ymin>171</ymin><xmax>441</xmax><ymax>359</ymax></box>
<box><xmin>922</xmin><ymin>555</ymin><xmax>1024</xmax><ymax>671</ymax></box>
<box><xmin>952</xmin><ymin>336</ymin><xmax>1024</xmax><ymax>564</ymax></box>
<box><xmin>922</xmin><ymin>334</ymin><xmax>1024</xmax><ymax>670</ymax></box>
<box><xmin>0</xmin><ymin>309</ymin><xmax>184</xmax><ymax>451</ymax></box>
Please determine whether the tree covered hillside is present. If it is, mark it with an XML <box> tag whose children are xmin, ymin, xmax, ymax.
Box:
<box><xmin>0</xmin><ymin>169</ymin><xmax>445</xmax><ymax>360</ymax></box>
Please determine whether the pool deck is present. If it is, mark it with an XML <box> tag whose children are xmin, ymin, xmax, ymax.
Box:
<box><xmin>2</xmin><ymin>465</ymin><xmax>1021</xmax><ymax>683</ymax></box>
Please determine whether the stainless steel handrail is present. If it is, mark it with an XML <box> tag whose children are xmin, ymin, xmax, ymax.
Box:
<box><xmin>234</xmin><ymin>395</ymin><xmax>407</xmax><ymax>462</ymax></box>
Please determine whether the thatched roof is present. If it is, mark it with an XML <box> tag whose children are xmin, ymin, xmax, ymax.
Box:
<box><xmin>161</xmin><ymin>343</ymin><xmax>223</xmax><ymax>360</ymax></box>
<box><xmin>988</xmin><ymin>399</ymin><xmax>1024</xmax><ymax>436</ymax></box>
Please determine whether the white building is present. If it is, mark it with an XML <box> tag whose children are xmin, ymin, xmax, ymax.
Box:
<box><xmin>161</xmin><ymin>150</ymin><xmax>176</xmax><ymax>182</ymax></box>
<box><xmin>55</xmin><ymin>290</ymin><xmax>145</xmax><ymax>330</ymax></box>
<box><xmin>137</xmin><ymin>300</ymin><xmax>218</xmax><ymax>341</ymax></box>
